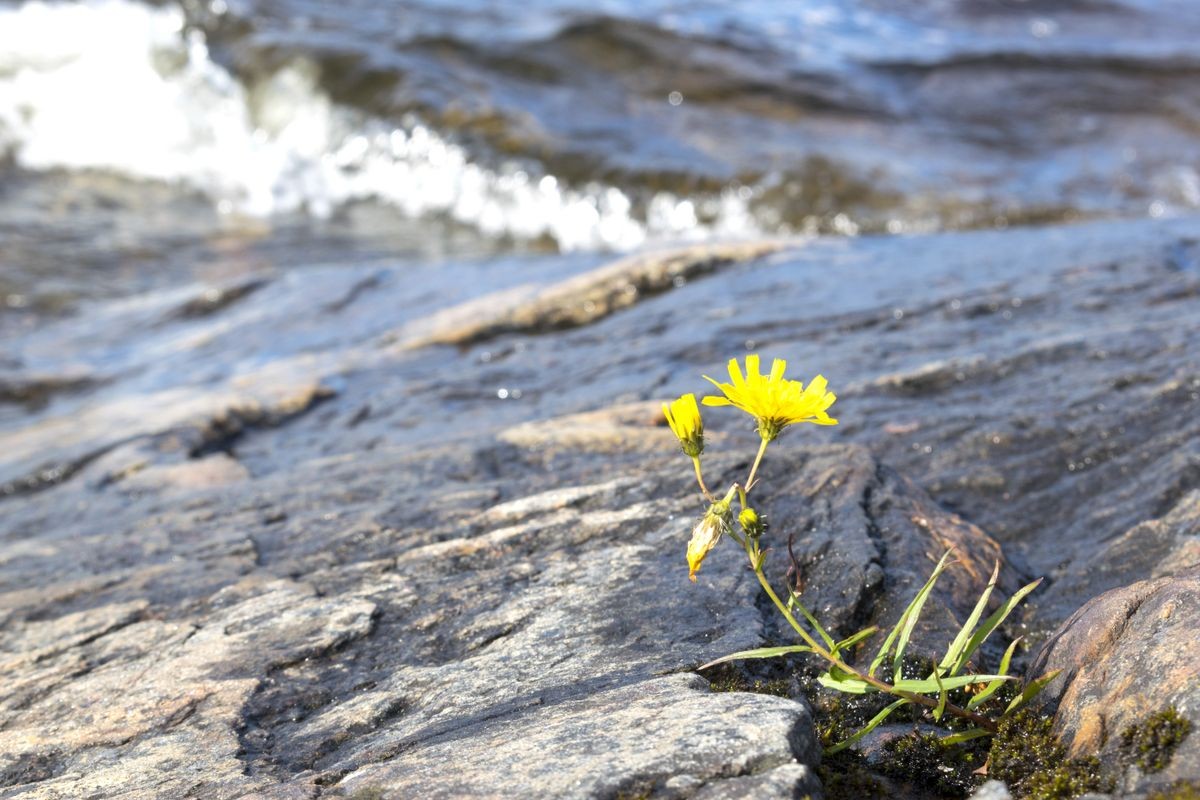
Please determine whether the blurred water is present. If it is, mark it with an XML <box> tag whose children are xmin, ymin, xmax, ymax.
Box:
<box><xmin>2</xmin><ymin>0</ymin><xmax>1200</xmax><ymax>315</ymax></box>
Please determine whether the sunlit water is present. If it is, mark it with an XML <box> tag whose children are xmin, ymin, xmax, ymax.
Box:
<box><xmin>2</xmin><ymin>0</ymin><xmax>1200</xmax><ymax>314</ymax></box>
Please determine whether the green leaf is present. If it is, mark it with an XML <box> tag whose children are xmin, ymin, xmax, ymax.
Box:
<box><xmin>1004</xmin><ymin>669</ymin><xmax>1061</xmax><ymax>716</ymax></box>
<box><xmin>939</xmin><ymin>561</ymin><xmax>1000</xmax><ymax>677</ymax></box>
<box><xmin>868</xmin><ymin>620</ymin><xmax>901</xmax><ymax>678</ymax></box>
<box><xmin>933</xmin><ymin>669</ymin><xmax>948</xmax><ymax>722</ymax></box>
<box><xmin>869</xmin><ymin>552</ymin><xmax>953</xmax><ymax>677</ymax></box>
<box><xmin>891</xmin><ymin>551</ymin><xmax>953</xmax><ymax>678</ymax></box>
<box><xmin>790</xmin><ymin>593</ymin><xmax>836</xmax><ymax>651</ymax></box>
<box><xmin>941</xmin><ymin>728</ymin><xmax>991</xmax><ymax>746</ymax></box>
<box><xmin>967</xmin><ymin>637</ymin><xmax>1022</xmax><ymax>711</ymax></box>
<box><xmin>952</xmin><ymin>577</ymin><xmax>1042</xmax><ymax>676</ymax></box>
<box><xmin>831</xmin><ymin>626</ymin><xmax>879</xmax><ymax>657</ymax></box>
<box><xmin>825</xmin><ymin>699</ymin><xmax>910</xmax><ymax>754</ymax></box>
<box><xmin>817</xmin><ymin>667</ymin><xmax>873</xmax><ymax>694</ymax></box>
<box><xmin>893</xmin><ymin>674</ymin><xmax>1011</xmax><ymax>694</ymax></box>
<box><xmin>698</xmin><ymin>645</ymin><xmax>814</xmax><ymax>671</ymax></box>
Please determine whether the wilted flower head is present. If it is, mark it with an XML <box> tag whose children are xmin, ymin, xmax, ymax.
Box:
<box><xmin>663</xmin><ymin>393</ymin><xmax>705</xmax><ymax>458</ymax></box>
<box><xmin>703</xmin><ymin>355</ymin><xmax>837</xmax><ymax>442</ymax></box>
<box><xmin>687</xmin><ymin>500</ymin><xmax>731</xmax><ymax>582</ymax></box>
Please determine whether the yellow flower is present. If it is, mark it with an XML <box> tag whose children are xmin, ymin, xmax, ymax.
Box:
<box><xmin>687</xmin><ymin>500</ymin><xmax>730</xmax><ymax>582</ymax></box>
<box><xmin>702</xmin><ymin>355</ymin><xmax>837</xmax><ymax>441</ymax></box>
<box><xmin>663</xmin><ymin>393</ymin><xmax>705</xmax><ymax>458</ymax></box>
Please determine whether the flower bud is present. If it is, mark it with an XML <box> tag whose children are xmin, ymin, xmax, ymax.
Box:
<box><xmin>738</xmin><ymin>507</ymin><xmax>766</xmax><ymax>538</ymax></box>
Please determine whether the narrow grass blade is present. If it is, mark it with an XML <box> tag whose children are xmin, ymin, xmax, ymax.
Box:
<box><xmin>790</xmin><ymin>592</ymin><xmax>836</xmax><ymax>651</ymax></box>
<box><xmin>832</xmin><ymin>626</ymin><xmax>879</xmax><ymax>657</ymax></box>
<box><xmin>894</xmin><ymin>674</ymin><xmax>1011</xmax><ymax>694</ymax></box>
<box><xmin>869</xmin><ymin>552</ymin><xmax>952</xmax><ymax>677</ymax></box>
<box><xmin>825</xmin><ymin>699</ymin><xmax>910</xmax><ymax>754</ymax></box>
<box><xmin>933</xmin><ymin>669</ymin><xmax>948</xmax><ymax>722</ymax></box>
<box><xmin>1004</xmin><ymin>669</ymin><xmax>1062</xmax><ymax>716</ymax></box>
<box><xmin>699</xmin><ymin>645</ymin><xmax>814</xmax><ymax>670</ymax></box>
<box><xmin>891</xmin><ymin>551</ymin><xmax>953</xmax><ymax>678</ymax></box>
<box><xmin>941</xmin><ymin>728</ymin><xmax>991</xmax><ymax>746</ymax></box>
<box><xmin>952</xmin><ymin>577</ymin><xmax>1042</xmax><ymax>675</ymax></box>
<box><xmin>868</xmin><ymin>621</ymin><xmax>901</xmax><ymax>678</ymax></box>
<box><xmin>967</xmin><ymin>637</ymin><xmax>1022</xmax><ymax>711</ymax></box>
<box><xmin>939</xmin><ymin>561</ymin><xmax>1000</xmax><ymax>677</ymax></box>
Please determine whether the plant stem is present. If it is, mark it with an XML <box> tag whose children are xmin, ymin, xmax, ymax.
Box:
<box><xmin>745</xmin><ymin>437</ymin><xmax>769</xmax><ymax>491</ymax></box>
<box><xmin>692</xmin><ymin>457</ymin><xmax>715</xmax><ymax>502</ymax></box>
<box><xmin>739</xmin><ymin>536</ymin><xmax>998</xmax><ymax>733</ymax></box>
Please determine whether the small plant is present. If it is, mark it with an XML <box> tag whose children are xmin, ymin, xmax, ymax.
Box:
<box><xmin>663</xmin><ymin>355</ymin><xmax>1058</xmax><ymax>753</ymax></box>
<box><xmin>989</xmin><ymin>710</ymin><xmax>1113</xmax><ymax>799</ymax></box>
<box><xmin>1121</xmin><ymin>707</ymin><xmax>1193</xmax><ymax>773</ymax></box>
<box><xmin>879</xmin><ymin>731</ymin><xmax>981</xmax><ymax>796</ymax></box>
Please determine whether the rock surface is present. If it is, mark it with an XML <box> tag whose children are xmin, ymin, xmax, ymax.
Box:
<box><xmin>3</xmin><ymin>216</ymin><xmax>1200</xmax><ymax>797</ymax></box>
<box><xmin>1029</xmin><ymin>568</ymin><xmax>1200</xmax><ymax>793</ymax></box>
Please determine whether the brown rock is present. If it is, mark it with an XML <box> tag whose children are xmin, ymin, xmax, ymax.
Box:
<box><xmin>397</xmin><ymin>241</ymin><xmax>784</xmax><ymax>348</ymax></box>
<box><xmin>1028</xmin><ymin>569</ymin><xmax>1200</xmax><ymax>786</ymax></box>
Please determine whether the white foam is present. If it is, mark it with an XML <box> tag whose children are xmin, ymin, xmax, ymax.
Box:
<box><xmin>0</xmin><ymin>0</ymin><xmax>760</xmax><ymax>251</ymax></box>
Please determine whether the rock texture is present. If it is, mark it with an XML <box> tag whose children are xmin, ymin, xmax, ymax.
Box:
<box><xmin>3</xmin><ymin>216</ymin><xmax>1200</xmax><ymax>798</ymax></box>
<box><xmin>1029</xmin><ymin>569</ymin><xmax>1200</xmax><ymax>793</ymax></box>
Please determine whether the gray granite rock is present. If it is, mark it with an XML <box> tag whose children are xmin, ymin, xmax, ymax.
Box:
<box><xmin>969</xmin><ymin>781</ymin><xmax>1013</xmax><ymax>800</ymax></box>
<box><xmin>337</xmin><ymin>674</ymin><xmax>819</xmax><ymax>800</ymax></box>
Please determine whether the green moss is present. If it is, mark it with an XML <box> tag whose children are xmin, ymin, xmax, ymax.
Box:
<box><xmin>1147</xmin><ymin>780</ymin><xmax>1200</xmax><ymax>800</ymax></box>
<box><xmin>1021</xmin><ymin>760</ymin><xmax>1108</xmax><ymax>800</ymax></box>
<box><xmin>348</xmin><ymin>789</ymin><xmax>385</xmax><ymax>800</ymax></box>
<box><xmin>879</xmin><ymin>732</ymin><xmax>983</xmax><ymax>797</ymax></box>
<box><xmin>817</xmin><ymin>749</ymin><xmax>886</xmax><ymax>800</ymax></box>
<box><xmin>988</xmin><ymin>711</ymin><xmax>1113</xmax><ymax>800</ymax></box>
<box><xmin>613</xmin><ymin>786</ymin><xmax>653</xmax><ymax>800</ymax></box>
<box><xmin>796</xmin><ymin>659</ymin><xmax>1195</xmax><ymax>799</ymax></box>
<box><xmin>704</xmin><ymin>664</ymin><xmax>790</xmax><ymax>697</ymax></box>
<box><xmin>1120</xmin><ymin>707</ymin><xmax>1193</xmax><ymax>773</ymax></box>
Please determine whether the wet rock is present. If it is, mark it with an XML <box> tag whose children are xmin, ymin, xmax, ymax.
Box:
<box><xmin>1028</xmin><ymin>569</ymin><xmax>1200</xmax><ymax>792</ymax></box>
<box><xmin>171</xmin><ymin>277</ymin><xmax>268</xmax><ymax>320</ymax></box>
<box><xmin>1052</xmin><ymin>490</ymin><xmax>1200</xmax><ymax>605</ymax></box>
<box><xmin>499</xmin><ymin>400</ymin><xmax>679</xmax><ymax>454</ymax></box>
<box><xmin>760</xmin><ymin>444</ymin><xmax>1022</xmax><ymax>657</ymax></box>
<box><xmin>399</xmin><ymin>241</ymin><xmax>783</xmax><ymax>348</ymax></box>
<box><xmin>4</xmin><ymin>216</ymin><xmax>1200</xmax><ymax>797</ymax></box>
<box><xmin>0</xmin><ymin>369</ymin><xmax>100</xmax><ymax>410</ymax></box>
<box><xmin>115</xmin><ymin>453</ymin><xmax>251</xmax><ymax>491</ymax></box>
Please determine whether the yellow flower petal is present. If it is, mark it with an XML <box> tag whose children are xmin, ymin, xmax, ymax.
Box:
<box><xmin>727</xmin><ymin>357</ymin><xmax>746</xmax><ymax>388</ymax></box>
<box><xmin>769</xmin><ymin>358</ymin><xmax>787</xmax><ymax>383</ymax></box>
<box><xmin>664</xmin><ymin>393</ymin><xmax>704</xmax><ymax>457</ymax></box>
<box><xmin>745</xmin><ymin>353</ymin><xmax>761</xmax><ymax>381</ymax></box>
<box><xmin>702</xmin><ymin>354</ymin><xmax>839</xmax><ymax>440</ymax></box>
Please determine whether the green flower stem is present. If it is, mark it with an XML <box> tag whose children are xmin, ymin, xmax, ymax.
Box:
<box><xmin>745</xmin><ymin>437</ymin><xmax>770</xmax><ymax>491</ymax></box>
<box><xmin>736</xmin><ymin>534</ymin><xmax>998</xmax><ymax>733</ymax></box>
<box><xmin>692</xmin><ymin>457</ymin><xmax>715</xmax><ymax>502</ymax></box>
